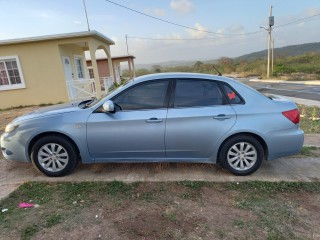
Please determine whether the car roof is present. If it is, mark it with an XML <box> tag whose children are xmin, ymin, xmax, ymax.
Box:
<box><xmin>132</xmin><ymin>72</ymin><xmax>234</xmax><ymax>83</ymax></box>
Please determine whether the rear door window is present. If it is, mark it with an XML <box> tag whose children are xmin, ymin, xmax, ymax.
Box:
<box><xmin>174</xmin><ymin>79</ymin><xmax>226</xmax><ymax>108</ymax></box>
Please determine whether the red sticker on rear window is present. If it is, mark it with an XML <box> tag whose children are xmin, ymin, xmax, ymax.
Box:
<box><xmin>228</xmin><ymin>92</ymin><xmax>236</xmax><ymax>100</ymax></box>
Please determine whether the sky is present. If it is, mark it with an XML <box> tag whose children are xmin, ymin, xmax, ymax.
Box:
<box><xmin>1</xmin><ymin>0</ymin><xmax>320</xmax><ymax>64</ymax></box>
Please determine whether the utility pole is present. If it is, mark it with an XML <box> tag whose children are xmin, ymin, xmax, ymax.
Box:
<box><xmin>267</xmin><ymin>6</ymin><xmax>274</xmax><ymax>78</ymax></box>
<box><xmin>272</xmin><ymin>38</ymin><xmax>275</xmax><ymax>73</ymax></box>
<box><xmin>83</xmin><ymin>0</ymin><xmax>90</xmax><ymax>31</ymax></box>
<box><xmin>125</xmin><ymin>34</ymin><xmax>129</xmax><ymax>55</ymax></box>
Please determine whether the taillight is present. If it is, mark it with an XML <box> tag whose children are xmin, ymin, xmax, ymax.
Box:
<box><xmin>282</xmin><ymin>109</ymin><xmax>300</xmax><ymax>124</ymax></box>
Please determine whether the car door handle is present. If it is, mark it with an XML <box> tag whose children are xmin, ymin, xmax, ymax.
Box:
<box><xmin>146</xmin><ymin>118</ymin><xmax>163</xmax><ymax>123</ymax></box>
<box><xmin>213</xmin><ymin>114</ymin><xmax>231</xmax><ymax>120</ymax></box>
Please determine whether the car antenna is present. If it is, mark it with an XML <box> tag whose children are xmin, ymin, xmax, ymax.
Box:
<box><xmin>212</xmin><ymin>65</ymin><xmax>222</xmax><ymax>76</ymax></box>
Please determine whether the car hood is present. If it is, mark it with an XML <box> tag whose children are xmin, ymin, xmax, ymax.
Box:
<box><xmin>13</xmin><ymin>101</ymin><xmax>84</xmax><ymax>123</ymax></box>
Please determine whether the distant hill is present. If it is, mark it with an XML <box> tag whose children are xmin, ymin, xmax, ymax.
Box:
<box><xmin>135</xmin><ymin>60</ymin><xmax>196</xmax><ymax>70</ymax></box>
<box><xmin>234</xmin><ymin>42</ymin><xmax>320</xmax><ymax>62</ymax></box>
<box><xmin>134</xmin><ymin>42</ymin><xmax>320</xmax><ymax>69</ymax></box>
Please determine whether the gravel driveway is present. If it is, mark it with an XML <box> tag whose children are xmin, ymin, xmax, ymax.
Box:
<box><xmin>1</xmin><ymin>156</ymin><xmax>320</xmax><ymax>200</ymax></box>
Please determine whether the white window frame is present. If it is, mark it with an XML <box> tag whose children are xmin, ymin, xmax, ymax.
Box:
<box><xmin>0</xmin><ymin>55</ymin><xmax>26</xmax><ymax>91</ymax></box>
<box><xmin>73</xmin><ymin>55</ymin><xmax>85</xmax><ymax>80</ymax></box>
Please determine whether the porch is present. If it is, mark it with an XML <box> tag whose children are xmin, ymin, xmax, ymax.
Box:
<box><xmin>86</xmin><ymin>55</ymin><xmax>136</xmax><ymax>87</ymax></box>
<box><xmin>58</xmin><ymin>31</ymin><xmax>115</xmax><ymax>101</ymax></box>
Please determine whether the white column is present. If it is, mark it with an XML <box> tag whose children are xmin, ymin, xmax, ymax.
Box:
<box><xmin>88</xmin><ymin>45</ymin><xmax>102</xmax><ymax>97</ymax></box>
<box><xmin>131</xmin><ymin>59</ymin><xmax>135</xmax><ymax>78</ymax></box>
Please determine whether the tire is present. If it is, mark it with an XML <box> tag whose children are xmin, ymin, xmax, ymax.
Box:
<box><xmin>31</xmin><ymin>135</ymin><xmax>78</xmax><ymax>177</ymax></box>
<box><xmin>218</xmin><ymin>135</ymin><xmax>264</xmax><ymax>176</ymax></box>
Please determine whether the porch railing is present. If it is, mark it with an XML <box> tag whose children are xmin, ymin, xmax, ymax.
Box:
<box><xmin>66</xmin><ymin>79</ymin><xmax>97</xmax><ymax>100</ymax></box>
<box><xmin>100</xmin><ymin>77</ymin><xmax>114</xmax><ymax>94</ymax></box>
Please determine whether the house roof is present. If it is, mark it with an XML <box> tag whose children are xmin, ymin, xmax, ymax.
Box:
<box><xmin>86</xmin><ymin>55</ymin><xmax>136</xmax><ymax>61</ymax></box>
<box><xmin>0</xmin><ymin>30</ymin><xmax>115</xmax><ymax>46</ymax></box>
<box><xmin>107</xmin><ymin>55</ymin><xmax>136</xmax><ymax>60</ymax></box>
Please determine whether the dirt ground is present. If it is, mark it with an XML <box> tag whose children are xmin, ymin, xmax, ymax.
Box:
<box><xmin>1</xmin><ymin>182</ymin><xmax>320</xmax><ymax>240</ymax></box>
<box><xmin>0</xmin><ymin>106</ymin><xmax>39</xmax><ymax>134</ymax></box>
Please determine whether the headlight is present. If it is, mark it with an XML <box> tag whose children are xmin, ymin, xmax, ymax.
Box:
<box><xmin>4</xmin><ymin>123</ymin><xmax>19</xmax><ymax>133</ymax></box>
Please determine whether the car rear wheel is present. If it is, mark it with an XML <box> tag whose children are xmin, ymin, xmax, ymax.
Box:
<box><xmin>218</xmin><ymin>135</ymin><xmax>264</xmax><ymax>176</ymax></box>
<box><xmin>31</xmin><ymin>135</ymin><xmax>78</xmax><ymax>177</ymax></box>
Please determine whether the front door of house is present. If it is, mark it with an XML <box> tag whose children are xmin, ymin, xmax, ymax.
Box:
<box><xmin>62</xmin><ymin>56</ymin><xmax>75</xmax><ymax>99</ymax></box>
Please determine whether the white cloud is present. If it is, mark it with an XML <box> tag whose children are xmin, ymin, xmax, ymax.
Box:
<box><xmin>186</xmin><ymin>23</ymin><xmax>209</xmax><ymax>39</ymax></box>
<box><xmin>73</xmin><ymin>21</ymin><xmax>82</xmax><ymax>24</ymax></box>
<box><xmin>145</xmin><ymin>8</ymin><xmax>166</xmax><ymax>17</ymax></box>
<box><xmin>36</xmin><ymin>11</ymin><xmax>60</xmax><ymax>20</ymax></box>
<box><xmin>170</xmin><ymin>0</ymin><xmax>194</xmax><ymax>14</ymax></box>
<box><xmin>305</xmin><ymin>7</ymin><xmax>320</xmax><ymax>16</ymax></box>
<box><xmin>40</xmin><ymin>13</ymin><xmax>50</xmax><ymax>19</ymax></box>
<box><xmin>111</xmin><ymin>36</ymin><xmax>119</xmax><ymax>42</ymax></box>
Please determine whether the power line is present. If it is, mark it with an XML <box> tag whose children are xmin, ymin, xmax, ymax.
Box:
<box><xmin>127</xmin><ymin>36</ymin><xmax>230</xmax><ymax>41</ymax></box>
<box><xmin>274</xmin><ymin>12</ymin><xmax>320</xmax><ymax>29</ymax></box>
<box><xmin>105</xmin><ymin>0</ymin><xmax>262</xmax><ymax>36</ymax></box>
<box><xmin>126</xmin><ymin>33</ymin><xmax>263</xmax><ymax>41</ymax></box>
<box><xmin>126</xmin><ymin>12</ymin><xmax>320</xmax><ymax>43</ymax></box>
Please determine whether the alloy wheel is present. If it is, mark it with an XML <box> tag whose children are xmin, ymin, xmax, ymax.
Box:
<box><xmin>227</xmin><ymin>142</ymin><xmax>257</xmax><ymax>171</ymax></box>
<box><xmin>37</xmin><ymin>143</ymin><xmax>69</xmax><ymax>172</ymax></box>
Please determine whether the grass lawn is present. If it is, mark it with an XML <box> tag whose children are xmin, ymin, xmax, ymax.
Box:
<box><xmin>1</xmin><ymin>181</ymin><xmax>320</xmax><ymax>240</ymax></box>
<box><xmin>294</xmin><ymin>146</ymin><xmax>320</xmax><ymax>158</ymax></box>
<box><xmin>298</xmin><ymin>105</ymin><xmax>320</xmax><ymax>134</ymax></box>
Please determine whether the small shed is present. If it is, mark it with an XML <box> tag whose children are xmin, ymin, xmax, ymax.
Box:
<box><xmin>86</xmin><ymin>55</ymin><xmax>136</xmax><ymax>88</ymax></box>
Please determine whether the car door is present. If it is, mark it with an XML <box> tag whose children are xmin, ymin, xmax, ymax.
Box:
<box><xmin>165</xmin><ymin>79</ymin><xmax>237</xmax><ymax>159</ymax></box>
<box><xmin>87</xmin><ymin>80</ymin><xmax>170</xmax><ymax>161</ymax></box>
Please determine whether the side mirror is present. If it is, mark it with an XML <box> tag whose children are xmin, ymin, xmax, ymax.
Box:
<box><xmin>102</xmin><ymin>100</ymin><xmax>115</xmax><ymax>113</ymax></box>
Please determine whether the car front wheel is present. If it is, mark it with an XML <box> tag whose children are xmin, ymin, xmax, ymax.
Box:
<box><xmin>218</xmin><ymin>135</ymin><xmax>264</xmax><ymax>176</ymax></box>
<box><xmin>31</xmin><ymin>135</ymin><xmax>78</xmax><ymax>177</ymax></box>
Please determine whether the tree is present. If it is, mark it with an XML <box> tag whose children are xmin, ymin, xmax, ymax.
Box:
<box><xmin>193</xmin><ymin>61</ymin><xmax>204</xmax><ymax>70</ymax></box>
<box><xmin>218</xmin><ymin>57</ymin><xmax>235</xmax><ymax>73</ymax></box>
<box><xmin>135</xmin><ymin>68</ymin><xmax>150</xmax><ymax>77</ymax></box>
<box><xmin>152</xmin><ymin>65</ymin><xmax>162</xmax><ymax>73</ymax></box>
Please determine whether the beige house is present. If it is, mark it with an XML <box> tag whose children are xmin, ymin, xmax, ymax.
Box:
<box><xmin>0</xmin><ymin>31</ymin><xmax>115</xmax><ymax>109</ymax></box>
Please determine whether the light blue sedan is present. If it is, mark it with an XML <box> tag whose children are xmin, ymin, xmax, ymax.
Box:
<box><xmin>1</xmin><ymin>73</ymin><xmax>304</xmax><ymax>177</ymax></box>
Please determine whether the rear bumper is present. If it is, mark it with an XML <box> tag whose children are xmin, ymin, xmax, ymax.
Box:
<box><xmin>266</xmin><ymin>127</ymin><xmax>304</xmax><ymax>160</ymax></box>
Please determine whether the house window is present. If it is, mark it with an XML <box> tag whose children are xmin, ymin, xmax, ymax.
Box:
<box><xmin>88</xmin><ymin>68</ymin><xmax>94</xmax><ymax>79</ymax></box>
<box><xmin>74</xmin><ymin>57</ymin><xmax>84</xmax><ymax>80</ymax></box>
<box><xmin>0</xmin><ymin>56</ymin><xmax>25</xmax><ymax>91</ymax></box>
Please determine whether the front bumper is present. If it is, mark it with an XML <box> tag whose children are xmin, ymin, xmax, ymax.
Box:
<box><xmin>1</xmin><ymin>132</ymin><xmax>30</xmax><ymax>162</ymax></box>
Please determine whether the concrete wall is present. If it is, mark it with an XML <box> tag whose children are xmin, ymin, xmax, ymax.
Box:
<box><xmin>87</xmin><ymin>59</ymin><xmax>111</xmax><ymax>77</ymax></box>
